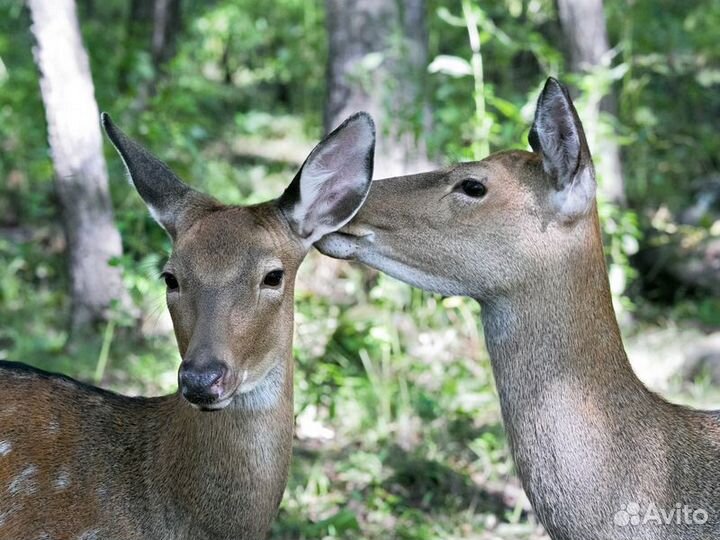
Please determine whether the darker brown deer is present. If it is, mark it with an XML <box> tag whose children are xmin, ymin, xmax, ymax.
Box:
<box><xmin>317</xmin><ymin>78</ymin><xmax>720</xmax><ymax>539</ymax></box>
<box><xmin>0</xmin><ymin>112</ymin><xmax>375</xmax><ymax>539</ymax></box>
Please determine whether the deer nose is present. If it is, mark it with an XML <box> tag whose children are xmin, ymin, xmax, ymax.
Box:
<box><xmin>178</xmin><ymin>359</ymin><xmax>228</xmax><ymax>407</ymax></box>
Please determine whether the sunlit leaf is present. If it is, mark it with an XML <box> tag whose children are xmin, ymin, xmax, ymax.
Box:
<box><xmin>428</xmin><ymin>55</ymin><xmax>472</xmax><ymax>78</ymax></box>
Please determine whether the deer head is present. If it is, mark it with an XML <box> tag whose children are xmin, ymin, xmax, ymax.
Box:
<box><xmin>316</xmin><ymin>78</ymin><xmax>598</xmax><ymax>303</ymax></box>
<box><xmin>103</xmin><ymin>112</ymin><xmax>375</xmax><ymax>410</ymax></box>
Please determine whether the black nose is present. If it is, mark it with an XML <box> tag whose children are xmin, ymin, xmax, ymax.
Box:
<box><xmin>179</xmin><ymin>359</ymin><xmax>228</xmax><ymax>406</ymax></box>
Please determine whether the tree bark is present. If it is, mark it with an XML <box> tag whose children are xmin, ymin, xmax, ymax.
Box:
<box><xmin>556</xmin><ymin>0</ymin><xmax>626</xmax><ymax>206</ymax></box>
<box><xmin>151</xmin><ymin>0</ymin><xmax>182</xmax><ymax>71</ymax></box>
<box><xmin>28</xmin><ymin>0</ymin><xmax>130</xmax><ymax>332</ymax></box>
<box><xmin>325</xmin><ymin>0</ymin><xmax>432</xmax><ymax>177</ymax></box>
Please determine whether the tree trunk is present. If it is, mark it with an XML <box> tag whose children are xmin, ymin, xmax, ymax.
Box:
<box><xmin>120</xmin><ymin>0</ymin><xmax>181</xmax><ymax>106</ymax></box>
<box><xmin>28</xmin><ymin>0</ymin><xmax>130</xmax><ymax>333</ymax></box>
<box><xmin>325</xmin><ymin>0</ymin><xmax>432</xmax><ymax>178</ymax></box>
<box><xmin>151</xmin><ymin>0</ymin><xmax>182</xmax><ymax>71</ymax></box>
<box><xmin>556</xmin><ymin>0</ymin><xmax>625</xmax><ymax>206</ymax></box>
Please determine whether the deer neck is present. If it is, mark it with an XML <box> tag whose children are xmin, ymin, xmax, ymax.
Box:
<box><xmin>481</xmin><ymin>214</ymin><xmax>638</xmax><ymax>401</ymax></box>
<box><xmin>479</xmin><ymin>214</ymin><xmax>651</xmax><ymax>491</ymax></box>
<box><xmin>149</xmin><ymin>358</ymin><xmax>294</xmax><ymax>535</ymax></box>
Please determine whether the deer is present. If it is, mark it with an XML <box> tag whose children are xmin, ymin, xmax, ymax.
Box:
<box><xmin>317</xmin><ymin>78</ymin><xmax>720</xmax><ymax>540</ymax></box>
<box><xmin>0</xmin><ymin>111</ymin><xmax>375</xmax><ymax>540</ymax></box>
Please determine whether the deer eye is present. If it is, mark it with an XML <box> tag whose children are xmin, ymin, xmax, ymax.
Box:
<box><xmin>262</xmin><ymin>269</ymin><xmax>284</xmax><ymax>288</ymax></box>
<box><xmin>162</xmin><ymin>272</ymin><xmax>179</xmax><ymax>291</ymax></box>
<box><xmin>458</xmin><ymin>178</ymin><xmax>487</xmax><ymax>198</ymax></box>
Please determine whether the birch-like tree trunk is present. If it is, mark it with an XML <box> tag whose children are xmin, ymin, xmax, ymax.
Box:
<box><xmin>325</xmin><ymin>0</ymin><xmax>432</xmax><ymax>178</ymax></box>
<box><xmin>28</xmin><ymin>0</ymin><xmax>130</xmax><ymax>332</ymax></box>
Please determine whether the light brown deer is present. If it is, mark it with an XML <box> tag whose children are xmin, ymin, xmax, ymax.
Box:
<box><xmin>0</xmin><ymin>112</ymin><xmax>375</xmax><ymax>540</ymax></box>
<box><xmin>317</xmin><ymin>78</ymin><xmax>720</xmax><ymax>540</ymax></box>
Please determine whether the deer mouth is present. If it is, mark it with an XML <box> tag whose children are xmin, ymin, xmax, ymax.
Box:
<box><xmin>315</xmin><ymin>230</ymin><xmax>374</xmax><ymax>260</ymax></box>
<box><xmin>191</xmin><ymin>364</ymin><xmax>280</xmax><ymax>411</ymax></box>
<box><xmin>184</xmin><ymin>387</ymin><xmax>236</xmax><ymax>411</ymax></box>
<box><xmin>195</xmin><ymin>394</ymin><xmax>235</xmax><ymax>412</ymax></box>
<box><xmin>190</xmin><ymin>375</ymin><xmax>246</xmax><ymax>412</ymax></box>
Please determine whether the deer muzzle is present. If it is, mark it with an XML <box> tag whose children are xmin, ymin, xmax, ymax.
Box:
<box><xmin>178</xmin><ymin>358</ymin><xmax>229</xmax><ymax>410</ymax></box>
<box><xmin>315</xmin><ymin>229</ymin><xmax>375</xmax><ymax>260</ymax></box>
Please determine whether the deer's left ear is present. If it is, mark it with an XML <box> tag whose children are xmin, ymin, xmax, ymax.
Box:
<box><xmin>529</xmin><ymin>77</ymin><xmax>596</xmax><ymax>221</ymax></box>
<box><xmin>278</xmin><ymin>112</ymin><xmax>375</xmax><ymax>245</ymax></box>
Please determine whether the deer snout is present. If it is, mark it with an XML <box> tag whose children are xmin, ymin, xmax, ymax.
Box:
<box><xmin>315</xmin><ymin>228</ymin><xmax>375</xmax><ymax>260</ymax></box>
<box><xmin>179</xmin><ymin>359</ymin><xmax>228</xmax><ymax>409</ymax></box>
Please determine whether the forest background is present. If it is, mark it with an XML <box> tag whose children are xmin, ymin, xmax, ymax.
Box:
<box><xmin>1</xmin><ymin>0</ymin><xmax>719</xmax><ymax>538</ymax></box>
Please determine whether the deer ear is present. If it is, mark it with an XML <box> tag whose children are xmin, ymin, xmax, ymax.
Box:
<box><xmin>529</xmin><ymin>78</ymin><xmax>596</xmax><ymax>221</ymax></box>
<box><xmin>278</xmin><ymin>112</ymin><xmax>375</xmax><ymax>245</ymax></box>
<box><xmin>101</xmin><ymin>113</ymin><xmax>217</xmax><ymax>239</ymax></box>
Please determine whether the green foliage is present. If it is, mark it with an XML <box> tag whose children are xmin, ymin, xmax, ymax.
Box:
<box><xmin>608</xmin><ymin>0</ymin><xmax>720</xmax><ymax>210</ymax></box>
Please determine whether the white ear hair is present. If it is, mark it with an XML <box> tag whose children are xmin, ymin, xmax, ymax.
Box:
<box><xmin>528</xmin><ymin>78</ymin><xmax>596</xmax><ymax>222</ymax></box>
<box><xmin>278</xmin><ymin>112</ymin><xmax>376</xmax><ymax>245</ymax></box>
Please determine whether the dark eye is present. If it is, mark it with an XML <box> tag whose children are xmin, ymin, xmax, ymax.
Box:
<box><xmin>262</xmin><ymin>269</ymin><xmax>284</xmax><ymax>288</ymax></box>
<box><xmin>458</xmin><ymin>179</ymin><xmax>487</xmax><ymax>198</ymax></box>
<box><xmin>162</xmin><ymin>272</ymin><xmax>179</xmax><ymax>291</ymax></box>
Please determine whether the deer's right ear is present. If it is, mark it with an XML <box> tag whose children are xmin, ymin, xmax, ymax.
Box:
<box><xmin>528</xmin><ymin>78</ymin><xmax>596</xmax><ymax>221</ymax></box>
<box><xmin>101</xmin><ymin>113</ymin><xmax>217</xmax><ymax>239</ymax></box>
<box><xmin>278</xmin><ymin>112</ymin><xmax>375</xmax><ymax>246</ymax></box>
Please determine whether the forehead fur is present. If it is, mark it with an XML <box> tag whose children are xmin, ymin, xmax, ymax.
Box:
<box><xmin>486</xmin><ymin>150</ymin><xmax>545</xmax><ymax>184</ymax></box>
<box><xmin>170</xmin><ymin>203</ymin><xmax>304</xmax><ymax>284</ymax></box>
<box><xmin>436</xmin><ymin>151</ymin><xmax>544</xmax><ymax>190</ymax></box>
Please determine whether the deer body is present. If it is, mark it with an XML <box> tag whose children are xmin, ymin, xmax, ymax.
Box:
<box><xmin>0</xmin><ymin>112</ymin><xmax>376</xmax><ymax>539</ymax></box>
<box><xmin>317</xmin><ymin>79</ymin><xmax>720</xmax><ymax>539</ymax></box>
<box><xmin>481</xmin><ymin>204</ymin><xmax>720</xmax><ymax>539</ymax></box>
<box><xmin>0</xmin><ymin>361</ymin><xmax>292</xmax><ymax>539</ymax></box>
